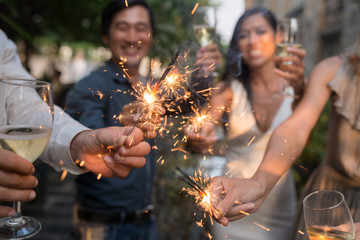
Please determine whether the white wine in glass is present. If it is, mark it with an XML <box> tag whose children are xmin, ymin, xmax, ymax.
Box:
<box><xmin>275</xmin><ymin>18</ymin><xmax>301</xmax><ymax>97</ymax></box>
<box><xmin>193</xmin><ymin>6</ymin><xmax>216</xmax><ymax>47</ymax></box>
<box><xmin>303</xmin><ymin>190</ymin><xmax>355</xmax><ymax>240</ymax></box>
<box><xmin>0</xmin><ymin>79</ymin><xmax>53</xmax><ymax>239</ymax></box>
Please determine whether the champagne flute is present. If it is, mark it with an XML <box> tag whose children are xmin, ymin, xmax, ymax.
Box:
<box><xmin>193</xmin><ymin>6</ymin><xmax>216</xmax><ymax>47</ymax></box>
<box><xmin>0</xmin><ymin>79</ymin><xmax>53</xmax><ymax>239</ymax></box>
<box><xmin>193</xmin><ymin>6</ymin><xmax>216</xmax><ymax>77</ymax></box>
<box><xmin>275</xmin><ymin>18</ymin><xmax>301</xmax><ymax>97</ymax></box>
<box><xmin>303</xmin><ymin>190</ymin><xmax>355</xmax><ymax>240</ymax></box>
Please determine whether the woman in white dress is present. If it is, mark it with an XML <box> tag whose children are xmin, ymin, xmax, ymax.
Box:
<box><xmin>186</xmin><ymin>7</ymin><xmax>306</xmax><ymax>240</ymax></box>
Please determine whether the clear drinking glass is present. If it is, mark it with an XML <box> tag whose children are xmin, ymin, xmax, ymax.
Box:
<box><xmin>0</xmin><ymin>79</ymin><xmax>53</xmax><ymax>239</ymax></box>
<box><xmin>275</xmin><ymin>18</ymin><xmax>301</xmax><ymax>97</ymax></box>
<box><xmin>193</xmin><ymin>6</ymin><xmax>217</xmax><ymax>77</ymax></box>
<box><xmin>193</xmin><ymin>6</ymin><xmax>216</xmax><ymax>47</ymax></box>
<box><xmin>303</xmin><ymin>190</ymin><xmax>355</xmax><ymax>240</ymax></box>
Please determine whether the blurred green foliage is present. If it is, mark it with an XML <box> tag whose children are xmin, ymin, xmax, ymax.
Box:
<box><xmin>0</xmin><ymin>0</ymin><xmax>222</xmax><ymax>63</ymax></box>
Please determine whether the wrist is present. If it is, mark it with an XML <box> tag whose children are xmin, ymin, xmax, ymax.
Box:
<box><xmin>70</xmin><ymin>130</ymin><xmax>91</xmax><ymax>163</ymax></box>
<box><xmin>251</xmin><ymin>169</ymin><xmax>280</xmax><ymax>196</ymax></box>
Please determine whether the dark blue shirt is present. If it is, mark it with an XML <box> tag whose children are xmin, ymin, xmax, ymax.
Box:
<box><xmin>65</xmin><ymin>60</ymin><xmax>154</xmax><ymax>213</ymax></box>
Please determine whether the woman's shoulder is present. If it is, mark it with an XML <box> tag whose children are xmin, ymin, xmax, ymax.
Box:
<box><xmin>316</xmin><ymin>55</ymin><xmax>343</xmax><ymax>71</ymax></box>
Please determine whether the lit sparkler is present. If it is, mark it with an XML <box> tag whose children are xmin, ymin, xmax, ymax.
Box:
<box><xmin>129</xmin><ymin>40</ymin><xmax>193</xmax><ymax>133</ymax></box>
<box><xmin>182</xmin><ymin>106</ymin><xmax>215</xmax><ymax>134</ymax></box>
<box><xmin>174</xmin><ymin>167</ymin><xmax>217</xmax><ymax>218</ymax></box>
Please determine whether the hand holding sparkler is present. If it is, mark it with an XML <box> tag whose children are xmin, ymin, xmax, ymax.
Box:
<box><xmin>184</xmin><ymin>120</ymin><xmax>218</xmax><ymax>154</ymax></box>
<box><xmin>120</xmin><ymin>102</ymin><xmax>166</xmax><ymax>139</ymax></box>
<box><xmin>70</xmin><ymin>126</ymin><xmax>150</xmax><ymax>178</ymax></box>
<box><xmin>209</xmin><ymin>176</ymin><xmax>261</xmax><ymax>226</ymax></box>
<box><xmin>174</xmin><ymin>167</ymin><xmax>219</xmax><ymax>218</ymax></box>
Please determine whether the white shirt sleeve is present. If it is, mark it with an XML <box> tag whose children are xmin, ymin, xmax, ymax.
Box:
<box><xmin>0</xmin><ymin>29</ymin><xmax>89</xmax><ymax>174</ymax></box>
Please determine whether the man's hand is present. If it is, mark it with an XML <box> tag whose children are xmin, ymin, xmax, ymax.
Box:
<box><xmin>120</xmin><ymin>103</ymin><xmax>165</xmax><ymax>139</ymax></box>
<box><xmin>0</xmin><ymin>149</ymin><xmax>38</xmax><ymax>217</ymax></box>
<box><xmin>70</xmin><ymin>126</ymin><xmax>150</xmax><ymax>178</ymax></box>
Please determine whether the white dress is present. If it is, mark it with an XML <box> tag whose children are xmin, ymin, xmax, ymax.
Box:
<box><xmin>213</xmin><ymin>80</ymin><xmax>297</xmax><ymax>240</ymax></box>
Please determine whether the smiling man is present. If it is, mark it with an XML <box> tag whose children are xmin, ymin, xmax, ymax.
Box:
<box><xmin>65</xmin><ymin>1</ymin><xmax>158</xmax><ymax>239</ymax></box>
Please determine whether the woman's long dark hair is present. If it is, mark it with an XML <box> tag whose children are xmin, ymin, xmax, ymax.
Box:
<box><xmin>222</xmin><ymin>7</ymin><xmax>277</xmax><ymax>96</ymax></box>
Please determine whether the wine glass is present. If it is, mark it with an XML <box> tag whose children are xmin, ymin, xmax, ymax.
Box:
<box><xmin>0</xmin><ymin>79</ymin><xmax>53</xmax><ymax>239</ymax></box>
<box><xmin>193</xmin><ymin>6</ymin><xmax>217</xmax><ymax>77</ymax></box>
<box><xmin>275</xmin><ymin>18</ymin><xmax>301</xmax><ymax>97</ymax></box>
<box><xmin>193</xmin><ymin>6</ymin><xmax>216</xmax><ymax>47</ymax></box>
<box><xmin>303</xmin><ymin>190</ymin><xmax>355</xmax><ymax>240</ymax></box>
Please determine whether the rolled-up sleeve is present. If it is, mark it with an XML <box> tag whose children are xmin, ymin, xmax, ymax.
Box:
<box><xmin>0</xmin><ymin>29</ymin><xmax>89</xmax><ymax>174</ymax></box>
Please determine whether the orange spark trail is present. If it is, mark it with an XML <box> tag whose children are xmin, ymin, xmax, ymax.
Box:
<box><xmin>191</xmin><ymin>3</ymin><xmax>199</xmax><ymax>15</ymax></box>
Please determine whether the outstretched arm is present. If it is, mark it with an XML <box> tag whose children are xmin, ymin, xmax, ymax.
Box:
<box><xmin>210</xmin><ymin>56</ymin><xmax>342</xmax><ymax>226</ymax></box>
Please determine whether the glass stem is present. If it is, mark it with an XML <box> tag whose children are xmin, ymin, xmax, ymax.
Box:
<box><xmin>7</xmin><ymin>201</ymin><xmax>24</xmax><ymax>227</ymax></box>
<box><xmin>282</xmin><ymin>79</ymin><xmax>289</xmax><ymax>95</ymax></box>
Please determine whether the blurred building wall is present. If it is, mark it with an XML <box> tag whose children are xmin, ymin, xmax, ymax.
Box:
<box><xmin>245</xmin><ymin>0</ymin><xmax>360</xmax><ymax>75</ymax></box>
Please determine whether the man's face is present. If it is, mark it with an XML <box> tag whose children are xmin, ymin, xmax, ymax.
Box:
<box><xmin>103</xmin><ymin>5</ymin><xmax>153</xmax><ymax>69</ymax></box>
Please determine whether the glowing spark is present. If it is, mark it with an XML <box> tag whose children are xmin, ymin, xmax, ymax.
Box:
<box><xmin>247</xmin><ymin>136</ymin><xmax>256</xmax><ymax>146</ymax></box>
<box><xmin>298</xmin><ymin>230</ymin><xmax>304</xmax><ymax>235</ymax></box>
<box><xmin>125</xmin><ymin>0</ymin><xmax>128</xmax><ymax>7</ymax></box>
<box><xmin>96</xmin><ymin>90</ymin><xmax>104</xmax><ymax>99</ymax></box>
<box><xmin>79</xmin><ymin>160</ymin><xmax>85</xmax><ymax>167</ymax></box>
<box><xmin>97</xmin><ymin>173</ymin><xmax>102</xmax><ymax>180</ymax></box>
<box><xmin>123</xmin><ymin>68</ymin><xmax>131</xmax><ymax>79</ymax></box>
<box><xmin>191</xmin><ymin>3</ymin><xmax>199</xmax><ymax>15</ymax></box>
<box><xmin>156</xmin><ymin>156</ymin><xmax>163</xmax><ymax>163</ymax></box>
<box><xmin>60</xmin><ymin>169</ymin><xmax>68</xmax><ymax>181</ymax></box>
<box><xmin>239</xmin><ymin>210</ymin><xmax>250</xmax><ymax>216</ymax></box>
<box><xmin>253</xmin><ymin>222</ymin><xmax>270</xmax><ymax>231</ymax></box>
<box><xmin>194</xmin><ymin>55</ymin><xmax>208</xmax><ymax>66</ymax></box>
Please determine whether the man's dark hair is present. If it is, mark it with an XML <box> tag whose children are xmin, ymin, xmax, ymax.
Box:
<box><xmin>101</xmin><ymin>0</ymin><xmax>156</xmax><ymax>36</ymax></box>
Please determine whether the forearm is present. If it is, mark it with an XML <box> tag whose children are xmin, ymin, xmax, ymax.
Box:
<box><xmin>252</xmin><ymin>121</ymin><xmax>309</xmax><ymax>190</ymax></box>
<box><xmin>41</xmin><ymin>106</ymin><xmax>89</xmax><ymax>174</ymax></box>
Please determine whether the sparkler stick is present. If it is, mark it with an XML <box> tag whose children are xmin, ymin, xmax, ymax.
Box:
<box><xmin>175</xmin><ymin>166</ymin><xmax>206</xmax><ymax>195</ymax></box>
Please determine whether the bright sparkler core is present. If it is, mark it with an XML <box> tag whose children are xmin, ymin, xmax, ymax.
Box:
<box><xmin>165</xmin><ymin>73</ymin><xmax>178</xmax><ymax>85</ymax></box>
<box><xmin>143</xmin><ymin>91</ymin><xmax>156</xmax><ymax>104</ymax></box>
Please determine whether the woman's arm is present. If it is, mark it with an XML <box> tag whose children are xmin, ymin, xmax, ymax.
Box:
<box><xmin>210</xmin><ymin>56</ymin><xmax>343</xmax><ymax>225</ymax></box>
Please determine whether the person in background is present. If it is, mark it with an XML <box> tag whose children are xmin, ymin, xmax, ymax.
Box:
<box><xmin>0</xmin><ymin>29</ymin><xmax>150</xmax><ymax>217</ymax></box>
<box><xmin>209</xmin><ymin>28</ymin><xmax>360</xmax><ymax>240</ymax></box>
<box><xmin>65</xmin><ymin>0</ymin><xmax>221</xmax><ymax>239</ymax></box>
<box><xmin>185</xmin><ymin>7</ymin><xmax>306</xmax><ymax>240</ymax></box>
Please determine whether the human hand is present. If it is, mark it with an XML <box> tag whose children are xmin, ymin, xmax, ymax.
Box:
<box><xmin>209</xmin><ymin>176</ymin><xmax>271</xmax><ymax>226</ymax></box>
<box><xmin>355</xmin><ymin>222</ymin><xmax>360</xmax><ymax>240</ymax></box>
<box><xmin>70</xmin><ymin>126</ymin><xmax>150</xmax><ymax>178</ymax></box>
<box><xmin>0</xmin><ymin>149</ymin><xmax>38</xmax><ymax>217</ymax></box>
<box><xmin>120</xmin><ymin>103</ymin><xmax>166</xmax><ymax>139</ymax></box>
<box><xmin>184</xmin><ymin>123</ymin><xmax>218</xmax><ymax>154</ymax></box>
<box><xmin>196</xmin><ymin>43</ymin><xmax>222</xmax><ymax>75</ymax></box>
<box><xmin>274</xmin><ymin>47</ymin><xmax>306</xmax><ymax>92</ymax></box>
